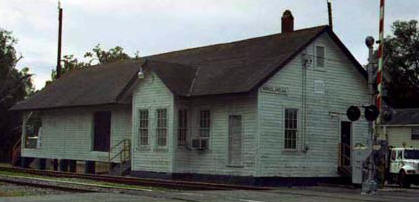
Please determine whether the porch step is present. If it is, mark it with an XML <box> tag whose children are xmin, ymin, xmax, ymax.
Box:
<box><xmin>109</xmin><ymin>160</ymin><xmax>131</xmax><ymax>176</ymax></box>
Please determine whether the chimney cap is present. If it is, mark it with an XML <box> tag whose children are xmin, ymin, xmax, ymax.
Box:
<box><xmin>282</xmin><ymin>10</ymin><xmax>294</xmax><ymax>18</ymax></box>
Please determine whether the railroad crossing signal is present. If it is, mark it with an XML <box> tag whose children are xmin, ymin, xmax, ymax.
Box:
<box><xmin>346</xmin><ymin>105</ymin><xmax>385</xmax><ymax>122</ymax></box>
<box><xmin>364</xmin><ymin>105</ymin><xmax>379</xmax><ymax>122</ymax></box>
<box><xmin>347</xmin><ymin>106</ymin><xmax>361</xmax><ymax>121</ymax></box>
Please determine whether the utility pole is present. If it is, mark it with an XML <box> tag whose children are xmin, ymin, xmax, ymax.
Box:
<box><xmin>56</xmin><ymin>1</ymin><xmax>63</xmax><ymax>79</ymax></box>
<box><xmin>327</xmin><ymin>0</ymin><xmax>333</xmax><ymax>29</ymax></box>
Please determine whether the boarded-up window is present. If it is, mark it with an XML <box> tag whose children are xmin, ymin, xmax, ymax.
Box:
<box><xmin>199</xmin><ymin>110</ymin><xmax>210</xmax><ymax>138</ymax></box>
<box><xmin>316</xmin><ymin>46</ymin><xmax>325</xmax><ymax>68</ymax></box>
<box><xmin>93</xmin><ymin>111</ymin><xmax>111</xmax><ymax>152</ymax></box>
<box><xmin>228</xmin><ymin>115</ymin><xmax>242</xmax><ymax>165</ymax></box>
<box><xmin>284</xmin><ymin>109</ymin><xmax>298</xmax><ymax>149</ymax></box>
<box><xmin>178</xmin><ymin>109</ymin><xmax>188</xmax><ymax>146</ymax></box>
<box><xmin>156</xmin><ymin>109</ymin><xmax>167</xmax><ymax>146</ymax></box>
<box><xmin>139</xmin><ymin>110</ymin><xmax>149</xmax><ymax>145</ymax></box>
<box><xmin>412</xmin><ymin>127</ymin><xmax>419</xmax><ymax>140</ymax></box>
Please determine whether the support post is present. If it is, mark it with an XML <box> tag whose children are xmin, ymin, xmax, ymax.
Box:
<box><xmin>59</xmin><ymin>159</ymin><xmax>68</xmax><ymax>172</ymax></box>
<box><xmin>69</xmin><ymin>160</ymin><xmax>77</xmax><ymax>173</ymax></box>
<box><xmin>38</xmin><ymin>158</ymin><xmax>46</xmax><ymax>170</ymax></box>
<box><xmin>53</xmin><ymin>159</ymin><xmax>59</xmax><ymax>171</ymax></box>
<box><xmin>85</xmin><ymin>161</ymin><xmax>95</xmax><ymax>174</ymax></box>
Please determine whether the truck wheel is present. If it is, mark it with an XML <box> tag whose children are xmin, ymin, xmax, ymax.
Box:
<box><xmin>398</xmin><ymin>171</ymin><xmax>411</xmax><ymax>188</ymax></box>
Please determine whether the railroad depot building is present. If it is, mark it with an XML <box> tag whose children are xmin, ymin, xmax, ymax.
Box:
<box><xmin>11</xmin><ymin>11</ymin><xmax>370</xmax><ymax>183</ymax></box>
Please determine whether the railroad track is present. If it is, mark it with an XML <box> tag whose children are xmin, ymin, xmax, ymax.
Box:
<box><xmin>0</xmin><ymin>166</ymin><xmax>271</xmax><ymax>191</ymax></box>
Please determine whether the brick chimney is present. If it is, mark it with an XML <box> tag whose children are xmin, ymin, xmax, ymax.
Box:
<box><xmin>281</xmin><ymin>10</ymin><xmax>294</xmax><ymax>33</ymax></box>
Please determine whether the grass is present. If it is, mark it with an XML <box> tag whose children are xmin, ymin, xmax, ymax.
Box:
<box><xmin>0</xmin><ymin>170</ymin><xmax>172</xmax><ymax>192</ymax></box>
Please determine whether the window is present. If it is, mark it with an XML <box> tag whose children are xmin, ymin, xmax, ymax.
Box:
<box><xmin>178</xmin><ymin>109</ymin><xmax>188</xmax><ymax>146</ymax></box>
<box><xmin>284</xmin><ymin>109</ymin><xmax>298</xmax><ymax>149</ymax></box>
<box><xmin>138</xmin><ymin>110</ymin><xmax>149</xmax><ymax>145</ymax></box>
<box><xmin>199</xmin><ymin>110</ymin><xmax>210</xmax><ymax>138</ymax></box>
<box><xmin>24</xmin><ymin>113</ymin><xmax>42</xmax><ymax>149</ymax></box>
<box><xmin>412</xmin><ymin>127</ymin><xmax>419</xmax><ymax>140</ymax></box>
<box><xmin>156</xmin><ymin>109</ymin><xmax>167</xmax><ymax>146</ymax></box>
<box><xmin>316</xmin><ymin>46</ymin><xmax>325</xmax><ymax>68</ymax></box>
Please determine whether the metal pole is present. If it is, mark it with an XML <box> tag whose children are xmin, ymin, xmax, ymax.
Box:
<box><xmin>363</xmin><ymin>36</ymin><xmax>377</xmax><ymax>194</ymax></box>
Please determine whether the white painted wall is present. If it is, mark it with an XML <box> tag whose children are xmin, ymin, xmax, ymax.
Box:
<box><xmin>257</xmin><ymin>33</ymin><xmax>370</xmax><ymax>177</ymax></box>
<box><xmin>21</xmin><ymin>105</ymin><xmax>131</xmax><ymax>162</ymax></box>
<box><xmin>173</xmin><ymin>93</ymin><xmax>258</xmax><ymax>176</ymax></box>
<box><xmin>131</xmin><ymin>72</ymin><xmax>175</xmax><ymax>173</ymax></box>
<box><xmin>378</xmin><ymin>126</ymin><xmax>419</xmax><ymax>148</ymax></box>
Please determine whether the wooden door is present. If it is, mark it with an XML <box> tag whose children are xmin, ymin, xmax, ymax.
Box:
<box><xmin>93</xmin><ymin>111</ymin><xmax>111</xmax><ymax>152</ymax></box>
<box><xmin>228</xmin><ymin>115</ymin><xmax>242</xmax><ymax>165</ymax></box>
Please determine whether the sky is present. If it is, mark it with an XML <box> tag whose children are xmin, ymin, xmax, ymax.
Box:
<box><xmin>1</xmin><ymin>0</ymin><xmax>418</xmax><ymax>90</ymax></box>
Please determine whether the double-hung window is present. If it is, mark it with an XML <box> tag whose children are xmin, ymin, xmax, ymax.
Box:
<box><xmin>199</xmin><ymin>110</ymin><xmax>210</xmax><ymax>138</ymax></box>
<box><xmin>156</xmin><ymin>109</ymin><xmax>168</xmax><ymax>146</ymax></box>
<box><xmin>316</xmin><ymin>46</ymin><xmax>325</xmax><ymax>68</ymax></box>
<box><xmin>412</xmin><ymin>127</ymin><xmax>419</xmax><ymax>140</ymax></box>
<box><xmin>284</xmin><ymin>108</ymin><xmax>298</xmax><ymax>149</ymax></box>
<box><xmin>138</xmin><ymin>110</ymin><xmax>149</xmax><ymax>145</ymax></box>
<box><xmin>178</xmin><ymin>109</ymin><xmax>188</xmax><ymax>146</ymax></box>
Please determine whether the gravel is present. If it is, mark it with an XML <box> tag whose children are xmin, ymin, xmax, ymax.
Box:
<box><xmin>0</xmin><ymin>181</ymin><xmax>71</xmax><ymax>197</ymax></box>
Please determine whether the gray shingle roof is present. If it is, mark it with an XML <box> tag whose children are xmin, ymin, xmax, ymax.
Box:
<box><xmin>10</xmin><ymin>60</ymin><xmax>139</xmax><ymax>111</ymax></box>
<box><xmin>383</xmin><ymin>108</ymin><xmax>419</xmax><ymax>125</ymax></box>
<box><xmin>11</xmin><ymin>25</ymin><xmax>366</xmax><ymax>111</ymax></box>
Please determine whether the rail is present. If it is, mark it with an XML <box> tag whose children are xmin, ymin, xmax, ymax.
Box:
<box><xmin>0</xmin><ymin>166</ymin><xmax>271</xmax><ymax>191</ymax></box>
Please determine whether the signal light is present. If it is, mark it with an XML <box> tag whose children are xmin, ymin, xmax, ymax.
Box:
<box><xmin>347</xmin><ymin>106</ymin><xmax>361</xmax><ymax>122</ymax></box>
<box><xmin>364</xmin><ymin>105</ymin><xmax>379</xmax><ymax>121</ymax></box>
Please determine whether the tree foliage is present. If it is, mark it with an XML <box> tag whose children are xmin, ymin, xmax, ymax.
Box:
<box><xmin>380</xmin><ymin>20</ymin><xmax>419</xmax><ymax>108</ymax></box>
<box><xmin>0</xmin><ymin>29</ymin><xmax>34</xmax><ymax>161</ymax></box>
<box><xmin>50</xmin><ymin>44</ymin><xmax>134</xmax><ymax>81</ymax></box>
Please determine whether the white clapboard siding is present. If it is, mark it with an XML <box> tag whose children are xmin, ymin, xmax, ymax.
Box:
<box><xmin>131</xmin><ymin>72</ymin><xmax>175</xmax><ymax>173</ymax></box>
<box><xmin>173</xmin><ymin>93</ymin><xmax>258</xmax><ymax>176</ymax></box>
<box><xmin>21</xmin><ymin>105</ymin><xmax>132</xmax><ymax>162</ymax></box>
<box><xmin>256</xmin><ymin>33</ymin><xmax>370</xmax><ymax>177</ymax></box>
<box><xmin>378</xmin><ymin>126</ymin><xmax>419</xmax><ymax>148</ymax></box>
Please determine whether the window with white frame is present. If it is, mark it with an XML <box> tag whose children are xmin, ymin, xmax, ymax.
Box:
<box><xmin>178</xmin><ymin>109</ymin><xmax>188</xmax><ymax>146</ymax></box>
<box><xmin>316</xmin><ymin>46</ymin><xmax>325</xmax><ymax>68</ymax></box>
<box><xmin>138</xmin><ymin>109</ymin><xmax>149</xmax><ymax>145</ymax></box>
<box><xmin>412</xmin><ymin>127</ymin><xmax>419</xmax><ymax>140</ymax></box>
<box><xmin>284</xmin><ymin>108</ymin><xmax>298</xmax><ymax>149</ymax></box>
<box><xmin>156</xmin><ymin>109</ymin><xmax>167</xmax><ymax>146</ymax></box>
<box><xmin>199</xmin><ymin>110</ymin><xmax>210</xmax><ymax>138</ymax></box>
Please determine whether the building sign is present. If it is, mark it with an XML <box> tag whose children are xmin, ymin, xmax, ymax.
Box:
<box><xmin>260</xmin><ymin>85</ymin><xmax>288</xmax><ymax>95</ymax></box>
<box><xmin>314</xmin><ymin>80</ymin><xmax>325</xmax><ymax>94</ymax></box>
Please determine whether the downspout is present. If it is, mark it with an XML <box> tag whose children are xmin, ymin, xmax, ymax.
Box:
<box><xmin>301</xmin><ymin>51</ymin><xmax>309</xmax><ymax>152</ymax></box>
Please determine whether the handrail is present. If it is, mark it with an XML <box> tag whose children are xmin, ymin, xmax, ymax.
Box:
<box><xmin>12</xmin><ymin>138</ymin><xmax>21</xmax><ymax>152</ymax></box>
<box><xmin>11</xmin><ymin>139</ymin><xmax>22</xmax><ymax>166</ymax></box>
<box><xmin>108</xmin><ymin>139</ymin><xmax>131</xmax><ymax>163</ymax></box>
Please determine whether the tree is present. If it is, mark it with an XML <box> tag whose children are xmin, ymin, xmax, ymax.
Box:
<box><xmin>0</xmin><ymin>29</ymin><xmax>34</xmax><ymax>162</ymax></box>
<box><xmin>50</xmin><ymin>44</ymin><xmax>135</xmax><ymax>81</ymax></box>
<box><xmin>379</xmin><ymin>20</ymin><xmax>419</xmax><ymax>108</ymax></box>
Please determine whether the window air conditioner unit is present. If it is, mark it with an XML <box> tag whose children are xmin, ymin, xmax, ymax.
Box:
<box><xmin>191</xmin><ymin>138</ymin><xmax>208</xmax><ymax>150</ymax></box>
